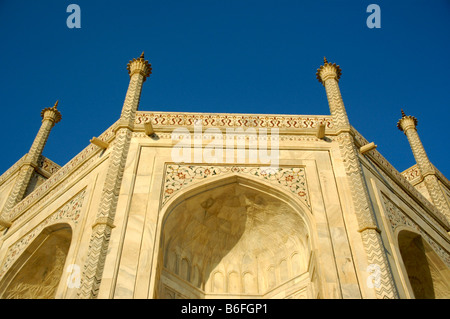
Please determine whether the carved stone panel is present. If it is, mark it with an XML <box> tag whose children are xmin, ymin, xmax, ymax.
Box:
<box><xmin>162</xmin><ymin>165</ymin><xmax>311</xmax><ymax>210</ymax></box>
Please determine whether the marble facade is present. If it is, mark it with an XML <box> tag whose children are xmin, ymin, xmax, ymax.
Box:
<box><xmin>0</xmin><ymin>54</ymin><xmax>448</xmax><ymax>299</ymax></box>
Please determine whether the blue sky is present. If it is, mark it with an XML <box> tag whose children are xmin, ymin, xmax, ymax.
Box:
<box><xmin>0</xmin><ymin>1</ymin><xmax>449</xmax><ymax>178</ymax></box>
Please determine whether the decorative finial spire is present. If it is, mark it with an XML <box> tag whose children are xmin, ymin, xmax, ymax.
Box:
<box><xmin>316</xmin><ymin>57</ymin><xmax>342</xmax><ymax>84</ymax></box>
<box><xmin>397</xmin><ymin>108</ymin><xmax>417</xmax><ymax>131</ymax></box>
<box><xmin>127</xmin><ymin>52</ymin><xmax>152</xmax><ymax>81</ymax></box>
<box><xmin>40</xmin><ymin>100</ymin><xmax>62</xmax><ymax>123</ymax></box>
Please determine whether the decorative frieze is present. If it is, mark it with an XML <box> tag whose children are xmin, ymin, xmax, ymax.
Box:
<box><xmin>401</xmin><ymin>165</ymin><xmax>421</xmax><ymax>184</ymax></box>
<box><xmin>135</xmin><ymin>112</ymin><xmax>334</xmax><ymax>130</ymax></box>
<box><xmin>132</xmin><ymin>131</ymin><xmax>334</xmax><ymax>143</ymax></box>
<box><xmin>37</xmin><ymin>156</ymin><xmax>61</xmax><ymax>175</ymax></box>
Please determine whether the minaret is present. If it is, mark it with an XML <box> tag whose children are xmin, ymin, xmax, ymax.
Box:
<box><xmin>397</xmin><ymin>110</ymin><xmax>450</xmax><ymax>220</ymax></box>
<box><xmin>0</xmin><ymin>101</ymin><xmax>61</xmax><ymax>228</ymax></box>
<box><xmin>79</xmin><ymin>52</ymin><xmax>152</xmax><ymax>299</ymax></box>
<box><xmin>316</xmin><ymin>58</ymin><xmax>399</xmax><ymax>299</ymax></box>
<box><xmin>316</xmin><ymin>57</ymin><xmax>349</xmax><ymax>130</ymax></box>
<box><xmin>121</xmin><ymin>51</ymin><xmax>152</xmax><ymax>124</ymax></box>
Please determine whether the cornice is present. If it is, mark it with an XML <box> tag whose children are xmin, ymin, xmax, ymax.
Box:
<box><xmin>135</xmin><ymin>111</ymin><xmax>335</xmax><ymax>130</ymax></box>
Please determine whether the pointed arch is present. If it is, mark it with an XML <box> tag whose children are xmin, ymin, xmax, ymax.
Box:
<box><xmin>161</xmin><ymin>173</ymin><xmax>314</xmax><ymax>232</ymax></box>
<box><xmin>0</xmin><ymin>223</ymin><xmax>72</xmax><ymax>299</ymax></box>
<box><xmin>397</xmin><ymin>230</ymin><xmax>450</xmax><ymax>299</ymax></box>
<box><xmin>152</xmin><ymin>173</ymin><xmax>319</xmax><ymax>299</ymax></box>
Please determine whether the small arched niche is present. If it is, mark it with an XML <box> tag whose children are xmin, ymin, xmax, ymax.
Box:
<box><xmin>398</xmin><ymin>230</ymin><xmax>450</xmax><ymax>299</ymax></box>
<box><xmin>154</xmin><ymin>176</ymin><xmax>314</xmax><ymax>299</ymax></box>
<box><xmin>0</xmin><ymin>223</ymin><xmax>72</xmax><ymax>299</ymax></box>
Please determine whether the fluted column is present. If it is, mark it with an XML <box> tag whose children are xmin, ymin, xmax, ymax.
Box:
<box><xmin>79</xmin><ymin>52</ymin><xmax>152</xmax><ymax>299</ymax></box>
<box><xmin>397</xmin><ymin>110</ymin><xmax>450</xmax><ymax>220</ymax></box>
<box><xmin>317</xmin><ymin>58</ymin><xmax>399</xmax><ymax>299</ymax></box>
<box><xmin>0</xmin><ymin>102</ymin><xmax>61</xmax><ymax>228</ymax></box>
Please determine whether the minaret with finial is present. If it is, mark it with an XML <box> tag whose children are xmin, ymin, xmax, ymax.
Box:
<box><xmin>120</xmin><ymin>51</ymin><xmax>152</xmax><ymax>124</ymax></box>
<box><xmin>79</xmin><ymin>52</ymin><xmax>152</xmax><ymax>299</ymax></box>
<box><xmin>0</xmin><ymin>101</ymin><xmax>61</xmax><ymax>228</ymax></box>
<box><xmin>316</xmin><ymin>57</ymin><xmax>399</xmax><ymax>299</ymax></box>
<box><xmin>316</xmin><ymin>57</ymin><xmax>349</xmax><ymax>130</ymax></box>
<box><xmin>397</xmin><ymin>109</ymin><xmax>450</xmax><ymax>220</ymax></box>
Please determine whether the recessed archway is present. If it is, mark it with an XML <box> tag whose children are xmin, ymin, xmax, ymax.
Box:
<box><xmin>398</xmin><ymin>230</ymin><xmax>450</xmax><ymax>299</ymax></box>
<box><xmin>154</xmin><ymin>176</ymin><xmax>315</xmax><ymax>299</ymax></box>
<box><xmin>0</xmin><ymin>223</ymin><xmax>72</xmax><ymax>299</ymax></box>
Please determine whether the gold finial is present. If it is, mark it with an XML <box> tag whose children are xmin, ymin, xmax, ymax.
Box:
<box><xmin>401</xmin><ymin>109</ymin><xmax>406</xmax><ymax>117</ymax></box>
<box><xmin>324</xmin><ymin>57</ymin><xmax>328</xmax><ymax>64</ymax></box>
<box><xmin>53</xmin><ymin>100</ymin><xmax>59</xmax><ymax>109</ymax></box>
<box><xmin>140</xmin><ymin>51</ymin><xmax>145</xmax><ymax>59</ymax></box>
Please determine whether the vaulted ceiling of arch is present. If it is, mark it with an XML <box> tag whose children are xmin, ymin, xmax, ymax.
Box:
<box><xmin>162</xmin><ymin>182</ymin><xmax>310</xmax><ymax>294</ymax></box>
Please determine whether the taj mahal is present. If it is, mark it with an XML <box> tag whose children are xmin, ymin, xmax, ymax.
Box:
<box><xmin>0</xmin><ymin>53</ymin><xmax>448</xmax><ymax>299</ymax></box>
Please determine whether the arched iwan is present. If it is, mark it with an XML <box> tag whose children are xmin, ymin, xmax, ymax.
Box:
<box><xmin>397</xmin><ymin>230</ymin><xmax>450</xmax><ymax>299</ymax></box>
<box><xmin>0</xmin><ymin>223</ymin><xmax>73</xmax><ymax>299</ymax></box>
<box><xmin>152</xmin><ymin>174</ymin><xmax>318</xmax><ymax>299</ymax></box>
